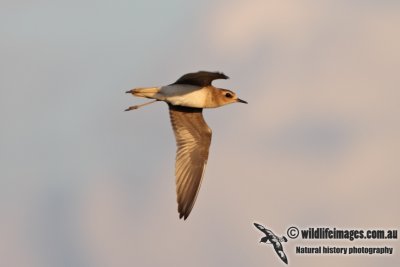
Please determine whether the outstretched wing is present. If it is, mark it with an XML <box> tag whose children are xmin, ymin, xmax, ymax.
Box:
<box><xmin>254</xmin><ymin>223</ymin><xmax>273</xmax><ymax>236</ymax></box>
<box><xmin>171</xmin><ymin>71</ymin><xmax>229</xmax><ymax>87</ymax></box>
<box><xmin>272</xmin><ymin>241</ymin><xmax>288</xmax><ymax>264</ymax></box>
<box><xmin>168</xmin><ymin>104</ymin><xmax>212</xmax><ymax>220</ymax></box>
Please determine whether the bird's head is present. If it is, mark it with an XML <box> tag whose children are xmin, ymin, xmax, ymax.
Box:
<box><xmin>217</xmin><ymin>89</ymin><xmax>248</xmax><ymax>106</ymax></box>
<box><xmin>260</xmin><ymin>236</ymin><xmax>269</xmax><ymax>243</ymax></box>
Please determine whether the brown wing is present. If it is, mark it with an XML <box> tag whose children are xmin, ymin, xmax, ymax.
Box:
<box><xmin>171</xmin><ymin>71</ymin><xmax>228</xmax><ymax>87</ymax></box>
<box><xmin>168</xmin><ymin>105</ymin><xmax>212</xmax><ymax>220</ymax></box>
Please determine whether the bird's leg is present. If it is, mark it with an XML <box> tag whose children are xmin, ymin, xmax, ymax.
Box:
<box><xmin>124</xmin><ymin>100</ymin><xmax>158</xmax><ymax>111</ymax></box>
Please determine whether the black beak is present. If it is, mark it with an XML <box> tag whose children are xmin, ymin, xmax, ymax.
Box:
<box><xmin>237</xmin><ymin>98</ymin><xmax>248</xmax><ymax>104</ymax></box>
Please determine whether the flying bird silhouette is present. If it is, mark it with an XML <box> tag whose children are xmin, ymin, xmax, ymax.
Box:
<box><xmin>254</xmin><ymin>222</ymin><xmax>288</xmax><ymax>264</ymax></box>
<box><xmin>126</xmin><ymin>71</ymin><xmax>247</xmax><ymax>220</ymax></box>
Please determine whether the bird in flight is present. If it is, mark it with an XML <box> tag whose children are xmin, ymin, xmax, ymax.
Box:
<box><xmin>253</xmin><ymin>222</ymin><xmax>288</xmax><ymax>264</ymax></box>
<box><xmin>125</xmin><ymin>71</ymin><xmax>247</xmax><ymax>220</ymax></box>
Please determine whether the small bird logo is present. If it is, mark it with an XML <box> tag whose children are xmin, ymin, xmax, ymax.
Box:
<box><xmin>253</xmin><ymin>223</ymin><xmax>289</xmax><ymax>264</ymax></box>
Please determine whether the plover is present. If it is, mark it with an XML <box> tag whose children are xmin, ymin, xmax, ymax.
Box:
<box><xmin>254</xmin><ymin>223</ymin><xmax>288</xmax><ymax>264</ymax></box>
<box><xmin>125</xmin><ymin>71</ymin><xmax>247</xmax><ymax>220</ymax></box>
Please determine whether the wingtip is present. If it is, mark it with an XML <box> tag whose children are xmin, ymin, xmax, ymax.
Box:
<box><xmin>221</xmin><ymin>72</ymin><xmax>229</xmax><ymax>79</ymax></box>
<box><xmin>215</xmin><ymin>71</ymin><xmax>229</xmax><ymax>80</ymax></box>
<box><xmin>179</xmin><ymin>212</ymin><xmax>188</xmax><ymax>220</ymax></box>
<box><xmin>178</xmin><ymin>204</ymin><xmax>190</xmax><ymax>220</ymax></box>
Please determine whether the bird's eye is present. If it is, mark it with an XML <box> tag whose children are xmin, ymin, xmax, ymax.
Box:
<box><xmin>225</xmin><ymin>93</ymin><xmax>233</xmax><ymax>98</ymax></box>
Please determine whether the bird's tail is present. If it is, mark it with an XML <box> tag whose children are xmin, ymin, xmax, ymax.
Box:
<box><xmin>126</xmin><ymin>87</ymin><xmax>160</xmax><ymax>99</ymax></box>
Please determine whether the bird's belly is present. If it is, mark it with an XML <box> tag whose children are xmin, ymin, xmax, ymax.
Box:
<box><xmin>160</xmin><ymin>85</ymin><xmax>208</xmax><ymax>108</ymax></box>
<box><xmin>166</xmin><ymin>94</ymin><xmax>206</xmax><ymax>108</ymax></box>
